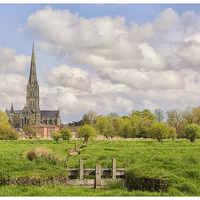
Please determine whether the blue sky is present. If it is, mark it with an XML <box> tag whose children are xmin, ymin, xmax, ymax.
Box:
<box><xmin>1</xmin><ymin>3</ymin><xmax>200</xmax><ymax>124</ymax></box>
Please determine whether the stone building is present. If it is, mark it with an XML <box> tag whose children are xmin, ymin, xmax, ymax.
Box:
<box><xmin>6</xmin><ymin>44</ymin><xmax>61</xmax><ymax>128</ymax></box>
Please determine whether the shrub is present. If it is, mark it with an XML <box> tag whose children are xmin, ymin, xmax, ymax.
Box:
<box><xmin>0</xmin><ymin>170</ymin><xmax>10</xmax><ymax>186</ymax></box>
<box><xmin>185</xmin><ymin>124</ymin><xmax>200</xmax><ymax>142</ymax></box>
<box><xmin>25</xmin><ymin>147</ymin><xmax>51</xmax><ymax>161</ymax></box>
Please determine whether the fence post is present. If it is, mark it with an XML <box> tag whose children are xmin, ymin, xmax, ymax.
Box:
<box><xmin>112</xmin><ymin>158</ymin><xmax>116</xmax><ymax>180</ymax></box>
<box><xmin>94</xmin><ymin>164</ymin><xmax>101</xmax><ymax>188</ymax></box>
<box><xmin>75</xmin><ymin>143</ymin><xmax>78</xmax><ymax>152</ymax></box>
<box><xmin>79</xmin><ymin>158</ymin><xmax>83</xmax><ymax>180</ymax></box>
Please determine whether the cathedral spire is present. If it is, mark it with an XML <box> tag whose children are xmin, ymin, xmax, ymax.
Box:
<box><xmin>10</xmin><ymin>103</ymin><xmax>14</xmax><ymax>113</ymax></box>
<box><xmin>29</xmin><ymin>43</ymin><xmax>38</xmax><ymax>85</ymax></box>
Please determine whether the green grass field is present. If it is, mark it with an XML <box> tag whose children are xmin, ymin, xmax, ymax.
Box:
<box><xmin>0</xmin><ymin>138</ymin><xmax>200</xmax><ymax>196</ymax></box>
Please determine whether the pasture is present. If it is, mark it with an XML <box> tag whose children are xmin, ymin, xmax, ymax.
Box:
<box><xmin>0</xmin><ymin>138</ymin><xmax>200</xmax><ymax>196</ymax></box>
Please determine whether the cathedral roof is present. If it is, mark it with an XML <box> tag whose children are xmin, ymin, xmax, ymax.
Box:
<box><xmin>40</xmin><ymin>110</ymin><xmax>59</xmax><ymax>117</ymax></box>
<box><xmin>6</xmin><ymin>110</ymin><xmax>22</xmax><ymax>117</ymax></box>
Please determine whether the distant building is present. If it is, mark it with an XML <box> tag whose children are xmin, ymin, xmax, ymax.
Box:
<box><xmin>15</xmin><ymin>124</ymin><xmax>59</xmax><ymax>139</ymax></box>
<box><xmin>6</xmin><ymin>44</ymin><xmax>61</xmax><ymax>127</ymax></box>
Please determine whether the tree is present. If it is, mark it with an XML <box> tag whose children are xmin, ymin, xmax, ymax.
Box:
<box><xmin>150</xmin><ymin>121</ymin><xmax>169</xmax><ymax>142</ymax></box>
<box><xmin>0</xmin><ymin>110</ymin><xmax>9</xmax><ymax>125</ymax></box>
<box><xmin>52</xmin><ymin>131</ymin><xmax>62</xmax><ymax>144</ymax></box>
<box><xmin>131</xmin><ymin>111</ymin><xmax>155</xmax><ymax>138</ymax></box>
<box><xmin>8</xmin><ymin>129</ymin><xmax>19</xmax><ymax>140</ymax></box>
<box><xmin>77</xmin><ymin>124</ymin><xmax>96</xmax><ymax>146</ymax></box>
<box><xmin>131</xmin><ymin>109</ymin><xmax>157</xmax><ymax>121</ymax></box>
<box><xmin>81</xmin><ymin>114</ymin><xmax>90</xmax><ymax>125</ymax></box>
<box><xmin>61</xmin><ymin>128</ymin><xmax>72</xmax><ymax>143</ymax></box>
<box><xmin>182</xmin><ymin>107</ymin><xmax>195</xmax><ymax>124</ymax></box>
<box><xmin>96</xmin><ymin>115</ymin><xmax>115</xmax><ymax>139</ymax></box>
<box><xmin>185</xmin><ymin>124</ymin><xmax>200</xmax><ymax>142</ymax></box>
<box><xmin>154</xmin><ymin>109</ymin><xmax>165</xmax><ymax>122</ymax></box>
<box><xmin>23</xmin><ymin>125</ymin><xmax>37</xmax><ymax>139</ymax></box>
<box><xmin>116</xmin><ymin>117</ymin><xmax>133</xmax><ymax>138</ymax></box>
<box><xmin>168</xmin><ymin>127</ymin><xmax>177</xmax><ymax>141</ymax></box>
<box><xmin>81</xmin><ymin>110</ymin><xmax>98</xmax><ymax>127</ymax></box>
<box><xmin>0</xmin><ymin>110</ymin><xmax>18</xmax><ymax>140</ymax></box>
<box><xmin>193</xmin><ymin>106</ymin><xmax>200</xmax><ymax>125</ymax></box>
<box><xmin>166</xmin><ymin>109</ymin><xmax>184</xmax><ymax>138</ymax></box>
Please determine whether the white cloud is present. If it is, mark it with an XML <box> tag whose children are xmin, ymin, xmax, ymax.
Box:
<box><xmin>42</xmin><ymin>64</ymin><xmax>91</xmax><ymax>91</ymax></box>
<box><xmin>153</xmin><ymin>8</ymin><xmax>180</xmax><ymax>32</ymax></box>
<box><xmin>142</xmin><ymin>100</ymin><xmax>160</xmax><ymax>111</ymax></box>
<box><xmin>11</xmin><ymin>6</ymin><xmax>200</xmax><ymax>123</ymax></box>
<box><xmin>0</xmin><ymin>46</ymin><xmax>30</xmax><ymax>74</ymax></box>
<box><xmin>96</xmin><ymin>68</ymin><xmax>183</xmax><ymax>90</ymax></box>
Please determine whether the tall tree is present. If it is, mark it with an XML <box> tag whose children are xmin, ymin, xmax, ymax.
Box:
<box><xmin>166</xmin><ymin>109</ymin><xmax>184</xmax><ymax>138</ymax></box>
<box><xmin>116</xmin><ymin>117</ymin><xmax>133</xmax><ymax>138</ymax></box>
<box><xmin>182</xmin><ymin>107</ymin><xmax>195</xmax><ymax>124</ymax></box>
<box><xmin>131</xmin><ymin>109</ymin><xmax>157</xmax><ymax>121</ymax></box>
<box><xmin>154</xmin><ymin>109</ymin><xmax>165</xmax><ymax>122</ymax></box>
<box><xmin>96</xmin><ymin>116</ymin><xmax>115</xmax><ymax>139</ymax></box>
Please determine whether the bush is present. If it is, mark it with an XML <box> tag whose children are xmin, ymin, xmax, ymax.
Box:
<box><xmin>185</xmin><ymin>124</ymin><xmax>200</xmax><ymax>142</ymax></box>
<box><xmin>0</xmin><ymin>170</ymin><xmax>10</xmax><ymax>186</ymax></box>
<box><xmin>25</xmin><ymin>147</ymin><xmax>51</xmax><ymax>161</ymax></box>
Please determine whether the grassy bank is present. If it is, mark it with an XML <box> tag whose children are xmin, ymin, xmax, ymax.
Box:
<box><xmin>0</xmin><ymin>138</ymin><xmax>200</xmax><ymax>196</ymax></box>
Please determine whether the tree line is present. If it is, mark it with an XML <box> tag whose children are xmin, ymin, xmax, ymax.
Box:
<box><xmin>71</xmin><ymin>107</ymin><xmax>200</xmax><ymax>142</ymax></box>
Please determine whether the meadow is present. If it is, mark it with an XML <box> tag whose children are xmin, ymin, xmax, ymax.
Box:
<box><xmin>0</xmin><ymin>138</ymin><xmax>200</xmax><ymax>196</ymax></box>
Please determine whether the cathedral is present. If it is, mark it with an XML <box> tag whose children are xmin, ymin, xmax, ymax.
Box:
<box><xmin>6</xmin><ymin>44</ymin><xmax>61</xmax><ymax>128</ymax></box>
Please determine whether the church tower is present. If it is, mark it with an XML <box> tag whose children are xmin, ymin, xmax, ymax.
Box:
<box><xmin>26</xmin><ymin>44</ymin><xmax>39</xmax><ymax>113</ymax></box>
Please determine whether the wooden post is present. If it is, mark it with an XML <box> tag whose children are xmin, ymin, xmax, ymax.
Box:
<box><xmin>75</xmin><ymin>143</ymin><xmax>78</xmax><ymax>152</ymax></box>
<box><xmin>94</xmin><ymin>164</ymin><xmax>101</xmax><ymax>188</ymax></box>
<box><xmin>79</xmin><ymin>159</ymin><xmax>83</xmax><ymax>180</ymax></box>
<box><xmin>112</xmin><ymin>158</ymin><xmax>116</xmax><ymax>180</ymax></box>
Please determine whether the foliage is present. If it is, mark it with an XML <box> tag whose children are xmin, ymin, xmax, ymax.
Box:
<box><xmin>0</xmin><ymin>121</ymin><xmax>18</xmax><ymax>140</ymax></box>
<box><xmin>150</xmin><ymin>121</ymin><xmax>169</xmax><ymax>142</ymax></box>
<box><xmin>0</xmin><ymin>109</ymin><xmax>9</xmax><ymax>125</ymax></box>
<box><xmin>23</xmin><ymin>125</ymin><xmax>37</xmax><ymax>139</ymax></box>
<box><xmin>81</xmin><ymin>110</ymin><xmax>98</xmax><ymax>127</ymax></box>
<box><xmin>96</xmin><ymin>115</ymin><xmax>115</xmax><ymax>139</ymax></box>
<box><xmin>116</xmin><ymin>117</ymin><xmax>133</xmax><ymax>138</ymax></box>
<box><xmin>52</xmin><ymin>132</ymin><xmax>62</xmax><ymax>144</ymax></box>
<box><xmin>77</xmin><ymin>124</ymin><xmax>96</xmax><ymax>146</ymax></box>
<box><xmin>154</xmin><ymin>109</ymin><xmax>165</xmax><ymax>122</ymax></box>
<box><xmin>168</xmin><ymin>127</ymin><xmax>177</xmax><ymax>141</ymax></box>
<box><xmin>61</xmin><ymin>128</ymin><xmax>72</xmax><ymax>143</ymax></box>
<box><xmin>185</xmin><ymin>124</ymin><xmax>200</xmax><ymax>142</ymax></box>
<box><xmin>131</xmin><ymin>109</ymin><xmax>157</xmax><ymax>121</ymax></box>
<box><xmin>26</xmin><ymin>147</ymin><xmax>51</xmax><ymax>161</ymax></box>
<box><xmin>0</xmin><ymin>170</ymin><xmax>10</xmax><ymax>186</ymax></box>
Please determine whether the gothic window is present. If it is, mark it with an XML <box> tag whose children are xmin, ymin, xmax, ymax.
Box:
<box><xmin>49</xmin><ymin>120</ymin><xmax>52</xmax><ymax>124</ymax></box>
<box><xmin>30</xmin><ymin>102</ymin><xmax>32</xmax><ymax>107</ymax></box>
<box><xmin>32</xmin><ymin>91</ymin><xmax>34</xmax><ymax>97</ymax></box>
<box><xmin>33</xmin><ymin>101</ymin><xmax>34</xmax><ymax>107</ymax></box>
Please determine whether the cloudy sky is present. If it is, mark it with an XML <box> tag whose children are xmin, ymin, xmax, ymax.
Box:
<box><xmin>1</xmin><ymin>2</ymin><xmax>200</xmax><ymax>124</ymax></box>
